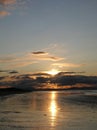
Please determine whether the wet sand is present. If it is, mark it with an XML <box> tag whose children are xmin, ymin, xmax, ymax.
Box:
<box><xmin>0</xmin><ymin>90</ymin><xmax>97</xmax><ymax>130</ymax></box>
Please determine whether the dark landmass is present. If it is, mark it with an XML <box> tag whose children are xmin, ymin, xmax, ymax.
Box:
<box><xmin>0</xmin><ymin>87</ymin><xmax>97</xmax><ymax>106</ymax></box>
<box><xmin>33</xmin><ymin>87</ymin><xmax>97</xmax><ymax>91</ymax></box>
<box><xmin>0</xmin><ymin>86</ymin><xmax>97</xmax><ymax>97</ymax></box>
<box><xmin>0</xmin><ymin>87</ymin><xmax>30</xmax><ymax>97</ymax></box>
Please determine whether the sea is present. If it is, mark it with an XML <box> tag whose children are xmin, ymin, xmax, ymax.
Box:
<box><xmin>0</xmin><ymin>90</ymin><xmax>97</xmax><ymax>130</ymax></box>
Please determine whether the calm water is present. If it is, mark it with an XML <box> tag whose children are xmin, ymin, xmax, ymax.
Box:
<box><xmin>0</xmin><ymin>90</ymin><xmax>97</xmax><ymax>130</ymax></box>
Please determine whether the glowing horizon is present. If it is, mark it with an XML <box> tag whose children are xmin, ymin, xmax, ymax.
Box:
<box><xmin>46</xmin><ymin>69</ymin><xmax>60</xmax><ymax>76</ymax></box>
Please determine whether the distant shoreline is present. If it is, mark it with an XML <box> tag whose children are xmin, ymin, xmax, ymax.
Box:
<box><xmin>0</xmin><ymin>87</ymin><xmax>29</xmax><ymax>97</ymax></box>
<box><xmin>0</xmin><ymin>87</ymin><xmax>97</xmax><ymax>97</ymax></box>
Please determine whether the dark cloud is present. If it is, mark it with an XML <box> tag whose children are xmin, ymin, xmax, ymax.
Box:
<box><xmin>55</xmin><ymin>71</ymin><xmax>85</xmax><ymax>76</ymax></box>
<box><xmin>31</xmin><ymin>51</ymin><xmax>63</xmax><ymax>61</ymax></box>
<box><xmin>10</xmin><ymin>75</ymin><xmax>50</xmax><ymax>90</ymax></box>
<box><xmin>49</xmin><ymin>56</ymin><xmax>60</xmax><ymax>60</ymax></box>
<box><xmin>9</xmin><ymin>70</ymin><xmax>18</xmax><ymax>74</ymax></box>
<box><xmin>31</xmin><ymin>72</ymin><xmax>51</xmax><ymax>77</ymax></box>
<box><xmin>56</xmin><ymin>72</ymin><xmax>76</xmax><ymax>76</ymax></box>
<box><xmin>0</xmin><ymin>69</ymin><xmax>18</xmax><ymax>74</ymax></box>
<box><xmin>0</xmin><ymin>72</ymin><xmax>97</xmax><ymax>90</ymax></box>
<box><xmin>32</xmin><ymin>51</ymin><xmax>47</xmax><ymax>55</ymax></box>
<box><xmin>51</xmin><ymin>75</ymin><xmax>97</xmax><ymax>87</ymax></box>
<box><xmin>0</xmin><ymin>76</ymin><xmax>6</xmax><ymax>80</ymax></box>
<box><xmin>0</xmin><ymin>70</ymin><xmax>9</xmax><ymax>73</ymax></box>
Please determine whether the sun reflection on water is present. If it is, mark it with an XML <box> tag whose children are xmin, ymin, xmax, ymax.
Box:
<box><xmin>49</xmin><ymin>91</ymin><xmax>57</xmax><ymax>126</ymax></box>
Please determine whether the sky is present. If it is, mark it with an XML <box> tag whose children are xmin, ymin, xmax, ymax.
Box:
<box><xmin>0</xmin><ymin>0</ymin><xmax>97</xmax><ymax>78</ymax></box>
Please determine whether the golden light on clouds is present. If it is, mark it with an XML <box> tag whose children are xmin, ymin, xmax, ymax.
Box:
<box><xmin>0</xmin><ymin>0</ymin><xmax>16</xmax><ymax>5</ymax></box>
<box><xmin>52</xmin><ymin>62</ymin><xmax>84</xmax><ymax>68</ymax></box>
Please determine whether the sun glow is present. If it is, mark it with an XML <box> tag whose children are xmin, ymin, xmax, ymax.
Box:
<box><xmin>46</xmin><ymin>69</ymin><xmax>59</xmax><ymax>76</ymax></box>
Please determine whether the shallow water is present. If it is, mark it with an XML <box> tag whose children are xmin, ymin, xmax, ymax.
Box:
<box><xmin>0</xmin><ymin>90</ymin><xmax>97</xmax><ymax>130</ymax></box>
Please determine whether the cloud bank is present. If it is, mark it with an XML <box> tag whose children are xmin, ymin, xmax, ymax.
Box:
<box><xmin>0</xmin><ymin>71</ymin><xmax>97</xmax><ymax>90</ymax></box>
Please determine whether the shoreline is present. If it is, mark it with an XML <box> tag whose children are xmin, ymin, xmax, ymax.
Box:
<box><xmin>0</xmin><ymin>87</ymin><xmax>97</xmax><ymax>97</ymax></box>
<box><xmin>0</xmin><ymin>87</ymin><xmax>30</xmax><ymax>97</ymax></box>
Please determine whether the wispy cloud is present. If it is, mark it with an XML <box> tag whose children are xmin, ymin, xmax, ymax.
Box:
<box><xmin>32</xmin><ymin>51</ymin><xmax>48</xmax><ymax>55</ymax></box>
<box><xmin>0</xmin><ymin>0</ymin><xmax>31</xmax><ymax>17</ymax></box>
<box><xmin>0</xmin><ymin>51</ymin><xmax>64</xmax><ymax>69</ymax></box>
<box><xmin>9</xmin><ymin>70</ymin><xmax>18</xmax><ymax>74</ymax></box>
<box><xmin>52</xmin><ymin>62</ymin><xmax>85</xmax><ymax>68</ymax></box>
<box><xmin>0</xmin><ymin>55</ymin><xmax>16</xmax><ymax>63</ymax></box>
<box><xmin>0</xmin><ymin>53</ymin><xmax>36</xmax><ymax>69</ymax></box>
<box><xmin>0</xmin><ymin>0</ymin><xmax>16</xmax><ymax>5</ymax></box>
<box><xmin>9</xmin><ymin>61</ymin><xmax>37</xmax><ymax>69</ymax></box>
<box><xmin>31</xmin><ymin>51</ymin><xmax>63</xmax><ymax>61</ymax></box>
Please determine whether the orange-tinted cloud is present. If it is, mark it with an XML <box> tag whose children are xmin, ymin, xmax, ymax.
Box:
<box><xmin>0</xmin><ymin>53</ymin><xmax>37</xmax><ymax>69</ymax></box>
<box><xmin>34</xmin><ymin>55</ymin><xmax>63</xmax><ymax>61</ymax></box>
<box><xmin>0</xmin><ymin>0</ymin><xmax>16</xmax><ymax>5</ymax></box>
<box><xmin>0</xmin><ymin>11</ymin><xmax>10</xmax><ymax>17</ymax></box>
<box><xmin>0</xmin><ymin>0</ymin><xmax>30</xmax><ymax>18</ymax></box>
<box><xmin>0</xmin><ymin>0</ymin><xmax>16</xmax><ymax>17</ymax></box>
<box><xmin>0</xmin><ymin>52</ymin><xmax>85</xmax><ymax>71</ymax></box>
<box><xmin>9</xmin><ymin>61</ymin><xmax>37</xmax><ymax>68</ymax></box>
<box><xmin>1</xmin><ymin>73</ymin><xmax>97</xmax><ymax>90</ymax></box>
<box><xmin>0</xmin><ymin>51</ymin><xmax>63</xmax><ymax>69</ymax></box>
<box><xmin>52</xmin><ymin>63</ymin><xmax>85</xmax><ymax>68</ymax></box>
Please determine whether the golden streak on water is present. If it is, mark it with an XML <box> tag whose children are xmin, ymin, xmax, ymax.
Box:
<box><xmin>49</xmin><ymin>91</ymin><xmax>57</xmax><ymax>126</ymax></box>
